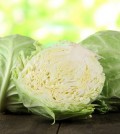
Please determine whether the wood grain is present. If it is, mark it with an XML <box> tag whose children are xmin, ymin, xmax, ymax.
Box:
<box><xmin>0</xmin><ymin>115</ymin><xmax>59</xmax><ymax>134</ymax></box>
<box><xmin>58</xmin><ymin>113</ymin><xmax>120</xmax><ymax>134</ymax></box>
<box><xmin>0</xmin><ymin>113</ymin><xmax>120</xmax><ymax>134</ymax></box>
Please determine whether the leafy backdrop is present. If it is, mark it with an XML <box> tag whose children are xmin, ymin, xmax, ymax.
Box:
<box><xmin>0</xmin><ymin>0</ymin><xmax>120</xmax><ymax>44</ymax></box>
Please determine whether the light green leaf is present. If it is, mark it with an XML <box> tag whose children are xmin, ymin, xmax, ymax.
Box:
<box><xmin>80</xmin><ymin>30</ymin><xmax>120</xmax><ymax>112</ymax></box>
<box><xmin>0</xmin><ymin>34</ymin><xmax>36</xmax><ymax>113</ymax></box>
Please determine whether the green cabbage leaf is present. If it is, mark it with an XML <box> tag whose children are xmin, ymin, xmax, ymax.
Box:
<box><xmin>80</xmin><ymin>30</ymin><xmax>120</xmax><ymax>113</ymax></box>
<box><xmin>0</xmin><ymin>35</ymin><xmax>37</xmax><ymax>113</ymax></box>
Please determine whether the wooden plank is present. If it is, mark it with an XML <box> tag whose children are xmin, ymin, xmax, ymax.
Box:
<box><xmin>58</xmin><ymin>113</ymin><xmax>120</xmax><ymax>134</ymax></box>
<box><xmin>0</xmin><ymin>114</ymin><xmax>59</xmax><ymax>134</ymax></box>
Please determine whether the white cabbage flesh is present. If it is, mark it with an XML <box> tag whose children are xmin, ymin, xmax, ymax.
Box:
<box><xmin>18</xmin><ymin>44</ymin><xmax>105</xmax><ymax>111</ymax></box>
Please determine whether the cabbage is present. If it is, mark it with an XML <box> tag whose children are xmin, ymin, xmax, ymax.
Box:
<box><xmin>14</xmin><ymin>42</ymin><xmax>105</xmax><ymax>122</ymax></box>
<box><xmin>80</xmin><ymin>30</ymin><xmax>120</xmax><ymax>113</ymax></box>
<box><xmin>0</xmin><ymin>35</ymin><xmax>37</xmax><ymax>113</ymax></box>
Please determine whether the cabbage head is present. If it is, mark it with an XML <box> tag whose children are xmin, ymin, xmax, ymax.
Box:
<box><xmin>15</xmin><ymin>42</ymin><xmax>105</xmax><ymax>122</ymax></box>
<box><xmin>81</xmin><ymin>30</ymin><xmax>120</xmax><ymax>113</ymax></box>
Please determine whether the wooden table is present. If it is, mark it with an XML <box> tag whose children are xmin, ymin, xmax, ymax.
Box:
<box><xmin>0</xmin><ymin>113</ymin><xmax>120</xmax><ymax>134</ymax></box>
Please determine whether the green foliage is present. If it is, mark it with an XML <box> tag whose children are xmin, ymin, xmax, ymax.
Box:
<box><xmin>81</xmin><ymin>30</ymin><xmax>120</xmax><ymax>113</ymax></box>
<box><xmin>0</xmin><ymin>0</ymin><xmax>119</xmax><ymax>44</ymax></box>
<box><xmin>0</xmin><ymin>34</ymin><xmax>36</xmax><ymax>113</ymax></box>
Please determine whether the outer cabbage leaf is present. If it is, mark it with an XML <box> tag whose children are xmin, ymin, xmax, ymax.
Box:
<box><xmin>80</xmin><ymin>30</ymin><xmax>120</xmax><ymax>113</ymax></box>
<box><xmin>0</xmin><ymin>35</ymin><xmax>36</xmax><ymax>113</ymax></box>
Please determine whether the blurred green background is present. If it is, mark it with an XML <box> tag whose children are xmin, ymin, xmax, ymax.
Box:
<box><xmin>0</xmin><ymin>0</ymin><xmax>120</xmax><ymax>44</ymax></box>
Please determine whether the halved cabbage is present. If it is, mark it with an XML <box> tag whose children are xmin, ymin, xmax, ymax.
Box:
<box><xmin>15</xmin><ymin>42</ymin><xmax>105</xmax><ymax>122</ymax></box>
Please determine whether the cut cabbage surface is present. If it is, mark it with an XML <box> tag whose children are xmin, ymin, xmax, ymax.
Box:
<box><xmin>15</xmin><ymin>43</ymin><xmax>105</xmax><ymax>121</ymax></box>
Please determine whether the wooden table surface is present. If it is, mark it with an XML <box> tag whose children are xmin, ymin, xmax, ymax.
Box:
<box><xmin>0</xmin><ymin>113</ymin><xmax>120</xmax><ymax>134</ymax></box>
